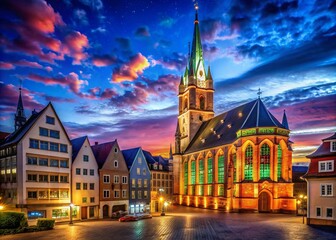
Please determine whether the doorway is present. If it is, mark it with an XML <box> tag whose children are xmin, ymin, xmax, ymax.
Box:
<box><xmin>81</xmin><ymin>206</ymin><xmax>87</xmax><ymax>219</ymax></box>
<box><xmin>103</xmin><ymin>205</ymin><xmax>109</xmax><ymax>218</ymax></box>
<box><xmin>258</xmin><ymin>192</ymin><xmax>271</xmax><ymax>212</ymax></box>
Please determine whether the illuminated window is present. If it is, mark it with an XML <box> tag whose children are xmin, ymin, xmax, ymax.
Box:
<box><xmin>184</xmin><ymin>162</ymin><xmax>188</xmax><ymax>194</ymax></box>
<box><xmin>199</xmin><ymin>159</ymin><xmax>204</xmax><ymax>184</ymax></box>
<box><xmin>208</xmin><ymin>185</ymin><xmax>212</xmax><ymax>196</ymax></box>
<box><xmin>191</xmin><ymin>161</ymin><xmax>196</xmax><ymax>184</ymax></box>
<box><xmin>207</xmin><ymin>157</ymin><xmax>213</xmax><ymax>183</ymax></box>
<box><xmin>218</xmin><ymin>154</ymin><xmax>224</xmax><ymax>183</ymax></box>
<box><xmin>218</xmin><ymin>185</ymin><xmax>224</xmax><ymax>196</ymax></box>
<box><xmin>199</xmin><ymin>96</ymin><xmax>205</xmax><ymax>110</ymax></box>
<box><xmin>260</xmin><ymin>144</ymin><xmax>270</xmax><ymax>179</ymax></box>
<box><xmin>232</xmin><ymin>153</ymin><xmax>237</xmax><ymax>182</ymax></box>
<box><xmin>244</xmin><ymin>145</ymin><xmax>253</xmax><ymax>180</ymax></box>
<box><xmin>277</xmin><ymin>145</ymin><xmax>282</xmax><ymax>179</ymax></box>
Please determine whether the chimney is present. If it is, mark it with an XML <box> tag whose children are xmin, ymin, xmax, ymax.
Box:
<box><xmin>95</xmin><ymin>141</ymin><xmax>98</xmax><ymax>145</ymax></box>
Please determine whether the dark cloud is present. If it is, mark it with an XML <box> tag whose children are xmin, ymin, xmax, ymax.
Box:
<box><xmin>154</xmin><ymin>52</ymin><xmax>187</xmax><ymax>71</ymax></box>
<box><xmin>135</xmin><ymin>26</ymin><xmax>150</xmax><ymax>37</ymax></box>
<box><xmin>91</xmin><ymin>54</ymin><xmax>117</xmax><ymax>67</ymax></box>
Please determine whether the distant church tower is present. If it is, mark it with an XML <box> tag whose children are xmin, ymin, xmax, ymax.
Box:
<box><xmin>175</xmin><ymin>3</ymin><xmax>214</xmax><ymax>154</ymax></box>
<box><xmin>14</xmin><ymin>84</ymin><xmax>26</xmax><ymax>131</ymax></box>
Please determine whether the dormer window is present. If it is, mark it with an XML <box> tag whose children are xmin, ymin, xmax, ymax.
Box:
<box><xmin>319</xmin><ymin>160</ymin><xmax>334</xmax><ymax>172</ymax></box>
<box><xmin>114</xmin><ymin>160</ymin><xmax>118</xmax><ymax>168</ymax></box>
<box><xmin>331</xmin><ymin>141</ymin><xmax>336</xmax><ymax>152</ymax></box>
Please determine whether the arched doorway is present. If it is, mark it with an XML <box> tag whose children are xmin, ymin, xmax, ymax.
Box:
<box><xmin>103</xmin><ymin>205</ymin><xmax>109</xmax><ymax>218</ymax></box>
<box><xmin>258</xmin><ymin>192</ymin><xmax>271</xmax><ymax>212</ymax></box>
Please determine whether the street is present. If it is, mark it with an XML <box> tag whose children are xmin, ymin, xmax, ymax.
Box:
<box><xmin>2</xmin><ymin>205</ymin><xmax>335</xmax><ymax>240</ymax></box>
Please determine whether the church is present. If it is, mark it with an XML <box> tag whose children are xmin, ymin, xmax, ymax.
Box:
<box><xmin>173</xmin><ymin>7</ymin><xmax>296</xmax><ymax>213</ymax></box>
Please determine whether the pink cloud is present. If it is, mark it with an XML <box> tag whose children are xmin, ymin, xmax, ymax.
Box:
<box><xmin>45</xmin><ymin>66</ymin><xmax>53</xmax><ymax>72</ymax></box>
<box><xmin>0</xmin><ymin>61</ymin><xmax>15</xmax><ymax>70</ymax></box>
<box><xmin>112</xmin><ymin>53</ymin><xmax>150</xmax><ymax>82</ymax></box>
<box><xmin>92</xmin><ymin>54</ymin><xmax>117</xmax><ymax>67</ymax></box>
<box><xmin>14</xmin><ymin>59</ymin><xmax>43</xmax><ymax>68</ymax></box>
<box><xmin>62</xmin><ymin>31</ymin><xmax>89</xmax><ymax>64</ymax></box>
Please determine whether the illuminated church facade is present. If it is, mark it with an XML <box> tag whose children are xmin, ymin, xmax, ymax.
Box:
<box><xmin>173</xmin><ymin>7</ymin><xmax>296</xmax><ymax>213</ymax></box>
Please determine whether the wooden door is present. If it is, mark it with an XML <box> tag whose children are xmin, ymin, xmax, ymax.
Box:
<box><xmin>81</xmin><ymin>206</ymin><xmax>88</xmax><ymax>219</ymax></box>
<box><xmin>258</xmin><ymin>192</ymin><xmax>271</xmax><ymax>212</ymax></box>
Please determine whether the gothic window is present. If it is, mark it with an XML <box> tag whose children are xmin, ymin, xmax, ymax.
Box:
<box><xmin>218</xmin><ymin>153</ymin><xmax>224</xmax><ymax>183</ymax></box>
<box><xmin>184</xmin><ymin>163</ymin><xmax>188</xmax><ymax>195</ymax></box>
<box><xmin>232</xmin><ymin>152</ymin><xmax>237</xmax><ymax>182</ymax></box>
<box><xmin>207</xmin><ymin>157</ymin><xmax>213</xmax><ymax>183</ymax></box>
<box><xmin>260</xmin><ymin>143</ymin><xmax>271</xmax><ymax>179</ymax></box>
<box><xmin>199</xmin><ymin>96</ymin><xmax>205</xmax><ymax>110</ymax></box>
<box><xmin>277</xmin><ymin>145</ymin><xmax>282</xmax><ymax>180</ymax></box>
<box><xmin>191</xmin><ymin>161</ymin><xmax>196</xmax><ymax>185</ymax></box>
<box><xmin>199</xmin><ymin>159</ymin><xmax>204</xmax><ymax>184</ymax></box>
<box><xmin>244</xmin><ymin>145</ymin><xmax>253</xmax><ymax>180</ymax></box>
<box><xmin>184</xmin><ymin>99</ymin><xmax>188</xmax><ymax>110</ymax></box>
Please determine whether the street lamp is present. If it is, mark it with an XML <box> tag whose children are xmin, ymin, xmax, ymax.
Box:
<box><xmin>69</xmin><ymin>203</ymin><xmax>74</xmax><ymax>224</ymax></box>
<box><xmin>299</xmin><ymin>195</ymin><xmax>307</xmax><ymax>224</ymax></box>
<box><xmin>0</xmin><ymin>205</ymin><xmax>4</xmax><ymax>211</ymax></box>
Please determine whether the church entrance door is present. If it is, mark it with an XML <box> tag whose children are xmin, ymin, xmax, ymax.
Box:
<box><xmin>258</xmin><ymin>192</ymin><xmax>271</xmax><ymax>212</ymax></box>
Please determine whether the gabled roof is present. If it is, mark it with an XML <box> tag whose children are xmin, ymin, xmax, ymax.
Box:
<box><xmin>322</xmin><ymin>132</ymin><xmax>336</xmax><ymax>141</ymax></box>
<box><xmin>91</xmin><ymin>141</ymin><xmax>116</xmax><ymax>169</ymax></box>
<box><xmin>143</xmin><ymin>150</ymin><xmax>156</xmax><ymax>164</ymax></box>
<box><xmin>306</xmin><ymin>132</ymin><xmax>336</xmax><ymax>158</ymax></box>
<box><xmin>185</xmin><ymin>98</ymin><xmax>285</xmax><ymax>154</ymax></box>
<box><xmin>71</xmin><ymin>136</ymin><xmax>87</xmax><ymax>162</ymax></box>
<box><xmin>122</xmin><ymin>147</ymin><xmax>141</xmax><ymax>169</ymax></box>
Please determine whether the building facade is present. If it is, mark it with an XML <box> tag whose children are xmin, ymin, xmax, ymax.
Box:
<box><xmin>92</xmin><ymin>140</ymin><xmax>129</xmax><ymax>218</ymax></box>
<box><xmin>71</xmin><ymin>136</ymin><xmax>99</xmax><ymax>220</ymax></box>
<box><xmin>122</xmin><ymin>148</ymin><xmax>151</xmax><ymax>214</ymax></box>
<box><xmin>173</xmin><ymin>8</ymin><xmax>295</xmax><ymax>213</ymax></box>
<box><xmin>304</xmin><ymin>133</ymin><xmax>336</xmax><ymax>226</ymax></box>
<box><xmin>0</xmin><ymin>101</ymin><xmax>72</xmax><ymax>220</ymax></box>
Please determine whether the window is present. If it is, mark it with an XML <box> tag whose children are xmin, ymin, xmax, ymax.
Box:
<box><xmin>199</xmin><ymin>96</ymin><xmax>205</xmax><ymax>110</ymax></box>
<box><xmin>114</xmin><ymin>175</ymin><xmax>119</xmax><ymax>183</ymax></box>
<box><xmin>144</xmin><ymin>179</ymin><xmax>148</xmax><ymax>187</ymax></box>
<box><xmin>40</xmin><ymin>141</ymin><xmax>48</xmax><ymax>150</ymax></box>
<box><xmin>50</xmin><ymin>159</ymin><xmax>59</xmax><ymax>167</ymax></box>
<box><xmin>316</xmin><ymin>207</ymin><xmax>321</xmax><ymax>217</ymax></box>
<box><xmin>60</xmin><ymin>175</ymin><xmax>68</xmax><ymax>183</ymax></box>
<box><xmin>191</xmin><ymin>160</ymin><xmax>196</xmax><ymax>184</ymax></box>
<box><xmin>277</xmin><ymin>145</ymin><xmax>282</xmax><ymax>179</ymax></box>
<box><xmin>122</xmin><ymin>176</ymin><xmax>127</xmax><ymax>184</ymax></box>
<box><xmin>90</xmin><ymin>183</ymin><xmax>94</xmax><ymax>190</ymax></box>
<box><xmin>244</xmin><ymin>145</ymin><xmax>253</xmax><ymax>180</ymax></box>
<box><xmin>207</xmin><ymin>157</ymin><xmax>213</xmax><ymax>183</ymax></box>
<box><xmin>143</xmin><ymin>168</ymin><xmax>146</xmax><ymax>175</ymax></box>
<box><xmin>50</xmin><ymin>142</ymin><xmax>59</xmax><ymax>152</ymax></box>
<box><xmin>83</xmin><ymin>155</ymin><xmax>89</xmax><ymax>162</ymax></box>
<box><xmin>29</xmin><ymin>139</ymin><xmax>39</xmax><ymax>149</ymax></box>
<box><xmin>27</xmin><ymin>174</ymin><xmax>37</xmax><ymax>181</ymax></box>
<box><xmin>131</xmin><ymin>190</ymin><xmax>135</xmax><ymax>199</ymax></box>
<box><xmin>218</xmin><ymin>154</ymin><xmax>224</xmax><ymax>183</ymax></box>
<box><xmin>138</xmin><ymin>179</ymin><xmax>142</xmax><ymax>187</ymax></box>
<box><xmin>132</xmin><ymin>179</ymin><xmax>136</xmax><ymax>188</ymax></box>
<box><xmin>90</xmin><ymin>169</ymin><xmax>94</xmax><ymax>176</ymax></box>
<box><xmin>114</xmin><ymin>160</ymin><xmax>118</xmax><ymax>168</ymax></box>
<box><xmin>76</xmin><ymin>168</ymin><xmax>81</xmax><ymax>175</ymax></box>
<box><xmin>260</xmin><ymin>144</ymin><xmax>270</xmax><ymax>179</ymax></box>
<box><xmin>331</xmin><ymin>141</ymin><xmax>336</xmax><ymax>152</ymax></box>
<box><xmin>114</xmin><ymin>148</ymin><xmax>118</xmax><ymax>153</ymax></box>
<box><xmin>82</xmin><ymin>197</ymin><xmax>87</xmax><ymax>203</ymax></box>
<box><xmin>326</xmin><ymin>208</ymin><xmax>333</xmax><ymax>218</ymax></box>
<box><xmin>76</xmin><ymin>183</ymin><xmax>81</xmax><ymax>190</ymax></box>
<box><xmin>83</xmin><ymin>183</ymin><xmax>88</xmax><ymax>190</ymax></box>
<box><xmin>28</xmin><ymin>191</ymin><xmax>37</xmax><ymax>199</ymax></box>
<box><xmin>39</xmin><ymin>191</ymin><xmax>48</xmax><ymax>199</ymax></box>
<box><xmin>83</xmin><ymin>169</ymin><xmax>88</xmax><ymax>175</ymax></box>
<box><xmin>60</xmin><ymin>144</ymin><xmax>68</xmax><ymax>153</ymax></box>
<box><xmin>218</xmin><ymin>185</ymin><xmax>224</xmax><ymax>196</ymax></box>
<box><xmin>114</xmin><ymin>190</ymin><xmax>120</xmax><ymax>198</ymax></box>
<box><xmin>27</xmin><ymin>156</ymin><xmax>37</xmax><ymax>165</ymax></box>
<box><xmin>103</xmin><ymin>190</ymin><xmax>110</xmax><ymax>198</ymax></box>
<box><xmin>137</xmin><ymin>168</ymin><xmax>140</xmax><ymax>175</ymax></box>
<box><xmin>122</xmin><ymin>190</ymin><xmax>127</xmax><ymax>198</ymax></box>
<box><xmin>60</xmin><ymin>190</ymin><xmax>68</xmax><ymax>198</ymax></box>
<box><xmin>39</xmin><ymin>158</ymin><xmax>48</xmax><ymax>166</ymax></box>
<box><xmin>319</xmin><ymin>160</ymin><xmax>334</xmax><ymax>172</ymax></box>
<box><xmin>50</xmin><ymin>190</ymin><xmax>59</xmax><ymax>198</ymax></box>
<box><xmin>103</xmin><ymin>175</ymin><xmax>110</xmax><ymax>183</ymax></box>
<box><xmin>232</xmin><ymin>152</ymin><xmax>237</xmax><ymax>182</ymax></box>
<box><xmin>208</xmin><ymin>185</ymin><xmax>212</xmax><ymax>196</ymax></box>
<box><xmin>138</xmin><ymin>157</ymin><xmax>142</xmax><ymax>163</ymax></box>
<box><xmin>50</xmin><ymin>130</ymin><xmax>60</xmax><ymax>139</ymax></box>
<box><xmin>39</xmin><ymin>127</ymin><xmax>48</xmax><ymax>136</ymax></box>
<box><xmin>39</xmin><ymin>175</ymin><xmax>48</xmax><ymax>182</ymax></box>
<box><xmin>199</xmin><ymin>159</ymin><xmax>204</xmax><ymax>184</ymax></box>
<box><xmin>184</xmin><ymin>162</ymin><xmax>188</xmax><ymax>195</ymax></box>
<box><xmin>50</xmin><ymin>175</ymin><xmax>59</xmax><ymax>182</ymax></box>
<box><xmin>321</xmin><ymin>184</ymin><xmax>333</xmax><ymax>196</ymax></box>
<box><xmin>60</xmin><ymin>160</ymin><xmax>68</xmax><ymax>168</ymax></box>
<box><xmin>46</xmin><ymin>116</ymin><xmax>55</xmax><ymax>124</ymax></box>
<box><xmin>144</xmin><ymin>191</ymin><xmax>148</xmax><ymax>199</ymax></box>
<box><xmin>138</xmin><ymin>190</ymin><xmax>142</xmax><ymax>199</ymax></box>
<box><xmin>90</xmin><ymin>197</ymin><xmax>95</xmax><ymax>203</ymax></box>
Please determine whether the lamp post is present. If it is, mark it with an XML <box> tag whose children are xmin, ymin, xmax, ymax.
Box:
<box><xmin>299</xmin><ymin>194</ymin><xmax>307</xmax><ymax>224</ymax></box>
<box><xmin>159</xmin><ymin>188</ymin><xmax>165</xmax><ymax>216</ymax></box>
<box><xmin>69</xmin><ymin>203</ymin><xmax>74</xmax><ymax>224</ymax></box>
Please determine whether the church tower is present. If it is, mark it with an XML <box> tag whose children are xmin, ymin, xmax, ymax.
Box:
<box><xmin>14</xmin><ymin>84</ymin><xmax>26</xmax><ymax>131</ymax></box>
<box><xmin>175</xmin><ymin>4</ymin><xmax>214</xmax><ymax>153</ymax></box>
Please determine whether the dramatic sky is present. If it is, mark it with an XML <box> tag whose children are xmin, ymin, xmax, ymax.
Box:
<box><xmin>0</xmin><ymin>0</ymin><xmax>335</xmax><ymax>162</ymax></box>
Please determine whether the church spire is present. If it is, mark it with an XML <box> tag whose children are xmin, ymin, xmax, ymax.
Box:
<box><xmin>282</xmin><ymin>110</ymin><xmax>289</xmax><ymax>129</ymax></box>
<box><xmin>169</xmin><ymin>143</ymin><xmax>173</xmax><ymax>159</ymax></box>
<box><xmin>15</xmin><ymin>81</ymin><xmax>27</xmax><ymax>131</ymax></box>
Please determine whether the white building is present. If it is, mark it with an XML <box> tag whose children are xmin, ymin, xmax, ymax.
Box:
<box><xmin>71</xmin><ymin>136</ymin><xmax>99</xmax><ymax>219</ymax></box>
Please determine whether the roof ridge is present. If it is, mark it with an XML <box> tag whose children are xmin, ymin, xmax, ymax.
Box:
<box><xmin>241</xmin><ymin>99</ymin><xmax>258</xmax><ymax>129</ymax></box>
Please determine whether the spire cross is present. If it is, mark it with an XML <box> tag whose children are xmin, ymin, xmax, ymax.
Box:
<box><xmin>257</xmin><ymin>88</ymin><xmax>262</xmax><ymax>98</ymax></box>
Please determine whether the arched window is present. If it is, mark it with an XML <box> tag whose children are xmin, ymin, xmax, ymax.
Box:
<box><xmin>277</xmin><ymin>145</ymin><xmax>282</xmax><ymax>180</ymax></box>
<box><xmin>184</xmin><ymin>162</ymin><xmax>188</xmax><ymax>195</ymax></box>
<box><xmin>199</xmin><ymin>96</ymin><xmax>205</xmax><ymax>110</ymax></box>
<box><xmin>199</xmin><ymin>159</ymin><xmax>204</xmax><ymax>184</ymax></box>
<box><xmin>244</xmin><ymin>145</ymin><xmax>253</xmax><ymax>180</ymax></box>
<box><xmin>231</xmin><ymin>152</ymin><xmax>237</xmax><ymax>182</ymax></box>
<box><xmin>218</xmin><ymin>153</ymin><xmax>225</xmax><ymax>196</ymax></box>
<box><xmin>191</xmin><ymin>161</ymin><xmax>196</xmax><ymax>185</ymax></box>
<box><xmin>260</xmin><ymin>144</ymin><xmax>270</xmax><ymax>179</ymax></box>
<box><xmin>207</xmin><ymin>157</ymin><xmax>213</xmax><ymax>184</ymax></box>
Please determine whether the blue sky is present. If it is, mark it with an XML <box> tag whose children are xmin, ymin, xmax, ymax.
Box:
<box><xmin>0</xmin><ymin>0</ymin><xmax>335</xmax><ymax>161</ymax></box>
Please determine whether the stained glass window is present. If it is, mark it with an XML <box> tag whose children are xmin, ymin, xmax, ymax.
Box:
<box><xmin>232</xmin><ymin>153</ymin><xmax>237</xmax><ymax>182</ymax></box>
<box><xmin>218</xmin><ymin>154</ymin><xmax>224</xmax><ymax>183</ymax></box>
<box><xmin>277</xmin><ymin>145</ymin><xmax>282</xmax><ymax>180</ymax></box>
<box><xmin>207</xmin><ymin>157</ymin><xmax>213</xmax><ymax>183</ymax></box>
<box><xmin>199</xmin><ymin>159</ymin><xmax>204</xmax><ymax>184</ymax></box>
<box><xmin>244</xmin><ymin>145</ymin><xmax>253</xmax><ymax>180</ymax></box>
<box><xmin>191</xmin><ymin>161</ymin><xmax>196</xmax><ymax>184</ymax></box>
<box><xmin>260</xmin><ymin>144</ymin><xmax>270</xmax><ymax>179</ymax></box>
<box><xmin>184</xmin><ymin>162</ymin><xmax>188</xmax><ymax>194</ymax></box>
